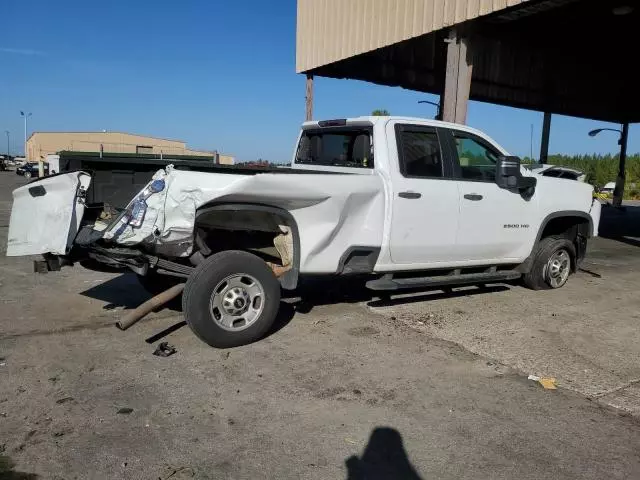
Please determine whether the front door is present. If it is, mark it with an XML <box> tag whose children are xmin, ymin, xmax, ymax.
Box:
<box><xmin>448</xmin><ymin>130</ymin><xmax>536</xmax><ymax>262</ymax></box>
<box><xmin>388</xmin><ymin>124</ymin><xmax>460</xmax><ymax>266</ymax></box>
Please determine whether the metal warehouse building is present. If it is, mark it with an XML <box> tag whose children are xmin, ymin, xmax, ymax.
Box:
<box><xmin>26</xmin><ymin>131</ymin><xmax>235</xmax><ymax>165</ymax></box>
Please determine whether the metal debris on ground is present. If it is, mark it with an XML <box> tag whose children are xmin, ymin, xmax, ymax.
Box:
<box><xmin>539</xmin><ymin>378</ymin><xmax>558</xmax><ymax>390</ymax></box>
<box><xmin>528</xmin><ymin>375</ymin><xmax>558</xmax><ymax>390</ymax></box>
<box><xmin>153</xmin><ymin>342</ymin><xmax>177</xmax><ymax>357</ymax></box>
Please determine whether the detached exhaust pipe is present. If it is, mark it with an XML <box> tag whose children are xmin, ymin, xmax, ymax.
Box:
<box><xmin>116</xmin><ymin>284</ymin><xmax>185</xmax><ymax>331</ymax></box>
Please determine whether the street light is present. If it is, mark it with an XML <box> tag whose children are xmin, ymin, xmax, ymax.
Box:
<box><xmin>588</xmin><ymin>127</ymin><xmax>622</xmax><ymax>138</ymax></box>
<box><xmin>4</xmin><ymin>130</ymin><xmax>9</xmax><ymax>157</ymax></box>
<box><xmin>418</xmin><ymin>100</ymin><xmax>442</xmax><ymax>120</ymax></box>
<box><xmin>20</xmin><ymin>111</ymin><xmax>32</xmax><ymax>160</ymax></box>
<box><xmin>588</xmin><ymin>124</ymin><xmax>629</xmax><ymax>208</ymax></box>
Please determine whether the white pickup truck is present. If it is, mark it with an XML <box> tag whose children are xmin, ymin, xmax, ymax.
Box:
<box><xmin>7</xmin><ymin>116</ymin><xmax>601</xmax><ymax>348</ymax></box>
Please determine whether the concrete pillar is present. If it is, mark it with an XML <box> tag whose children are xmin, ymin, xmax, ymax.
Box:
<box><xmin>305</xmin><ymin>74</ymin><xmax>314</xmax><ymax>122</ymax></box>
<box><xmin>442</xmin><ymin>30</ymin><xmax>473</xmax><ymax>124</ymax></box>
<box><xmin>539</xmin><ymin>112</ymin><xmax>552</xmax><ymax>164</ymax></box>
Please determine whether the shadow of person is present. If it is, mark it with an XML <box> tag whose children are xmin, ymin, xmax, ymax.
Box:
<box><xmin>346</xmin><ymin>427</ymin><xmax>422</xmax><ymax>480</ymax></box>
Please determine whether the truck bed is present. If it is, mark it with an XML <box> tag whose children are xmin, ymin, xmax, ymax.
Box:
<box><xmin>57</xmin><ymin>152</ymin><xmax>308</xmax><ymax>209</ymax></box>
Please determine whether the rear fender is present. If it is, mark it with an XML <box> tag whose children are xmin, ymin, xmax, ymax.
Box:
<box><xmin>195</xmin><ymin>203</ymin><xmax>301</xmax><ymax>290</ymax></box>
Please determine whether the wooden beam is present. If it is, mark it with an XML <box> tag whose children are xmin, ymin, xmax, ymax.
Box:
<box><xmin>539</xmin><ymin>112</ymin><xmax>552</xmax><ymax>164</ymax></box>
<box><xmin>442</xmin><ymin>30</ymin><xmax>473</xmax><ymax>124</ymax></box>
<box><xmin>305</xmin><ymin>74</ymin><xmax>314</xmax><ymax>121</ymax></box>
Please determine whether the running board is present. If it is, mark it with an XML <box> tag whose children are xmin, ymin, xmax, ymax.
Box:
<box><xmin>366</xmin><ymin>271</ymin><xmax>522</xmax><ymax>291</ymax></box>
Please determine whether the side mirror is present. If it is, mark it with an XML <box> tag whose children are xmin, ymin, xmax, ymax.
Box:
<box><xmin>496</xmin><ymin>155</ymin><xmax>537</xmax><ymax>192</ymax></box>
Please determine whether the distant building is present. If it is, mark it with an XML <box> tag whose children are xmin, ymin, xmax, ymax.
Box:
<box><xmin>26</xmin><ymin>131</ymin><xmax>234</xmax><ymax>165</ymax></box>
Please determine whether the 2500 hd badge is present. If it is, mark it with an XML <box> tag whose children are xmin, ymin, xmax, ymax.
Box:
<box><xmin>504</xmin><ymin>224</ymin><xmax>530</xmax><ymax>229</ymax></box>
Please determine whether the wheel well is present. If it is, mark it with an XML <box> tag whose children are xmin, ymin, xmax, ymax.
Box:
<box><xmin>540</xmin><ymin>216</ymin><xmax>590</xmax><ymax>242</ymax></box>
<box><xmin>519</xmin><ymin>214</ymin><xmax>591</xmax><ymax>275</ymax></box>
<box><xmin>538</xmin><ymin>215</ymin><xmax>590</xmax><ymax>270</ymax></box>
<box><xmin>193</xmin><ymin>204</ymin><xmax>299</xmax><ymax>290</ymax></box>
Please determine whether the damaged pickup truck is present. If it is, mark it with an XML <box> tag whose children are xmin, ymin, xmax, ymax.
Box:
<box><xmin>7</xmin><ymin>117</ymin><xmax>601</xmax><ymax>348</ymax></box>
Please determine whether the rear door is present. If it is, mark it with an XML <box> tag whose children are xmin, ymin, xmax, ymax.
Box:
<box><xmin>387</xmin><ymin>123</ymin><xmax>460</xmax><ymax>266</ymax></box>
<box><xmin>445</xmin><ymin>129</ymin><xmax>536</xmax><ymax>262</ymax></box>
<box><xmin>7</xmin><ymin>171</ymin><xmax>92</xmax><ymax>256</ymax></box>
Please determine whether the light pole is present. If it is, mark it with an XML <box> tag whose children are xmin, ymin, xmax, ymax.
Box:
<box><xmin>418</xmin><ymin>99</ymin><xmax>442</xmax><ymax>120</ymax></box>
<box><xmin>4</xmin><ymin>130</ymin><xmax>9</xmax><ymax>157</ymax></box>
<box><xmin>588</xmin><ymin>124</ymin><xmax>629</xmax><ymax>208</ymax></box>
<box><xmin>20</xmin><ymin>111</ymin><xmax>32</xmax><ymax>160</ymax></box>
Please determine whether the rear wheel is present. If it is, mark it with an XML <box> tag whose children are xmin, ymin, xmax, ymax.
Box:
<box><xmin>23</xmin><ymin>170</ymin><xmax>32</xmax><ymax>179</ymax></box>
<box><xmin>523</xmin><ymin>237</ymin><xmax>575</xmax><ymax>290</ymax></box>
<box><xmin>182</xmin><ymin>250</ymin><xmax>280</xmax><ymax>348</ymax></box>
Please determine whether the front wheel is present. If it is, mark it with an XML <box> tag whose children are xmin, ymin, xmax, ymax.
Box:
<box><xmin>23</xmin><ymin>171</ymin><xmax>32</xmax><ymax>179</ymax></box>
<box><xmin>182</xmin><ymin>250</ymin><xmax>281</xmax><ymax>348</ymax></box>
<box><xmin>522</xmin><ymin>237</ymin><xmax>576</xmax><ymax>290</ymax></box>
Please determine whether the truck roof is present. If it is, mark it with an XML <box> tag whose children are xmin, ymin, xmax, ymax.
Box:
<box><xmin>302</xmin><ymin>116</ymin><xmax>508</xmax><ymax>155</ymax></box>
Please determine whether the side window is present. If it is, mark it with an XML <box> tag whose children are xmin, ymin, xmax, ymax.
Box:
<box><xmin>453</xmin><ymin>132</ymin><xmax>500</xmax><ymax>182</ymax></box>
<box><xmin>397</xmin><ymin>128</ymin><xmax>443</xmax><ymax>178</ymax></box>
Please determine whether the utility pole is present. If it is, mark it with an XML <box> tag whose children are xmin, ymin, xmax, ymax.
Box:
<box><xmin>4</xmin><ymin>130</ymin><xmax>9</xmax><ymax>157</ymax></box>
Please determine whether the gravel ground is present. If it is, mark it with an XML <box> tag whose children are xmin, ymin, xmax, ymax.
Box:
<box><xmin>1</xmin><ymin>172</ymin><xmax>640</xmax><ymax>479</ymax></box>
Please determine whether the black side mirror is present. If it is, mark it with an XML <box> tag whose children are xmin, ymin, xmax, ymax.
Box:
<box><xmin>496</xmin><ymin>155</ymin><xmax>537</xmax><ymax>192</ymax></box>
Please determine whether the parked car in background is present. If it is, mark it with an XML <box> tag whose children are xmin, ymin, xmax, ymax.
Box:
<box><xmin>525</xmin><ymin>164</ymin><xmax>586</xmax><ymax>182</ymax></box>
<box><xmin>16</xmin><ymin>162</ymin><xmax>48</xmax><ymax>179</ymax></box>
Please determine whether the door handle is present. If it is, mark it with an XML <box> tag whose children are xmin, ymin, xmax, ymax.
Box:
<box><xmin>398</xmin><ymin>191</ymin><xmax>421</xmax><ymax>199</ymax></box>
<box><xmin>463</xmin><ymin>193</ymin><xmax>483</xmax><ymax>201</ymax></box>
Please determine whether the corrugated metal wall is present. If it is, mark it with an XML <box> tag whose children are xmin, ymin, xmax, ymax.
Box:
<box><xmin>296</xmin><ymin>0</ymin><xmax>530</xmax><ymax>73</ymax></box>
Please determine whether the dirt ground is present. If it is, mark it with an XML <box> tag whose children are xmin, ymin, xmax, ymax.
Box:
<box><xmin>1</xmin><ymin>172</ymin><xmax>640</xmax><ymax>479</ymax></box>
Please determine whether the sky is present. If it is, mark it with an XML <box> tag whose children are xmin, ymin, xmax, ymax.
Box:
<box><xmin>1</xmin><ymin>0</ymin><xmax>638</xmax><ymax>163</ymax></box>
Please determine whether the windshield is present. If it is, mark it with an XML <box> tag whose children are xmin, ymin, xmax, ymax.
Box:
<box><xmin>295</xmin><ymin>128</ymin><xmax>373</xmax><ymax>168</ymax></box>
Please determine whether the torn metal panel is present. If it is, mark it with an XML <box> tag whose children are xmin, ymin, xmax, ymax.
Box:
<box><xmin>6</xmin><ymin>171</ymin><xmax>91</xmax><ymax>256</ymax></box>
<box><xmin>106</xmin><ymin>166</ymin><xmax>386</xmax><ymax>274</ymax></box>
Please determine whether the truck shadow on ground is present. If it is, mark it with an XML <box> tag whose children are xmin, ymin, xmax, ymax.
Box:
<box><xmin>599</xmin><ymin>205</ymin><xmax>640</xmax><ymax>248</ymax></box>
<box><xmin>79</xmin><ymin>273</ymin><xmax>508</xmax><ymax>339</ymax></box>
<box><xmin>345</xmin><ymin>427</ymin><xmax>422</xmax><ymax>480</ymax></box>
<box><xmin>80</xmin><ymin>273</ymin><xmax>154</xmax><ymax>310</ymax></box>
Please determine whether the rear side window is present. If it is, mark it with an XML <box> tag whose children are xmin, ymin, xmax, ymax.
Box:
<box><xmin>295</xmin><ymin>128</ymin><xmax>372</xmax><ymax>168</ymax></box>
<box><xmin>397</xmin><ymin>127</ymin><xmax>443</xmax><ymax>178</ymax></box>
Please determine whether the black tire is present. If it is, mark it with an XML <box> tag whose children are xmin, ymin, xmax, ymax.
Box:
<box><xmin>23</xmin><ymin>171</ymin><xmax>32</xmax><ymax>179</ymax></box>
<box><xmin>182</xmin><ymin>250</ymin><xmax>281</xmax><ymax>348</ymax></box>
<box><xmin>522</xmin><ymin>236</ymin><xmax>576</xmax><ymax>290</ymax></box>
<box><xmin>137</xmin><ymin>271</ymin><xmax>181</xmax><ymax>296</ymax></box>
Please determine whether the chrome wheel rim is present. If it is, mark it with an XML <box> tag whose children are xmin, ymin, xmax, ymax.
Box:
<box><xmin>544</xmin><ymin>249</ymin><xmax>571</xmax><ymax>288</ymax></box>
<box><xmin>209</xmin><ymin>274</ymin><xmax>265</xmax><ymax>332</ymax></box>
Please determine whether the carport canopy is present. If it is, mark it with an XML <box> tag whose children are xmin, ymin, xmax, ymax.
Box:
<box><xmin>296</xmin><ymin>0</ymin><xmax>639</xmax><ymax>124</ymax></box>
